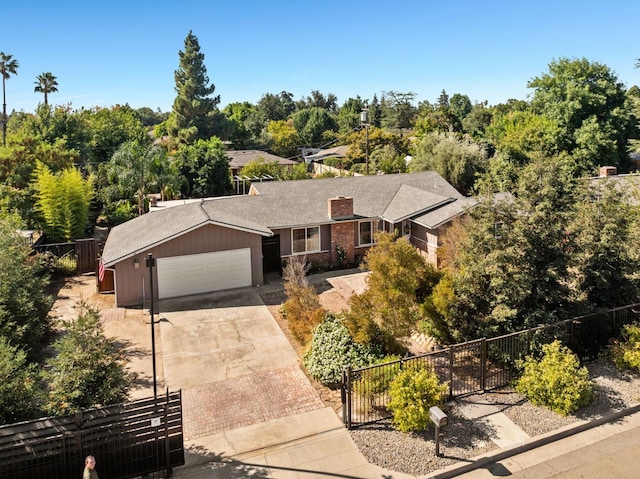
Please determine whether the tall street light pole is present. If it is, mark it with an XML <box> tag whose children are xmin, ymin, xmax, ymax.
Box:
<box><xmin>360</xmin><ymin>108</ymin><xmax>369</xmax><ymax>175</ymax></box>
<box><xmin>146</xmin><ymin>253</ymin><xmax>158</xmax><ymax>399</ymax></box>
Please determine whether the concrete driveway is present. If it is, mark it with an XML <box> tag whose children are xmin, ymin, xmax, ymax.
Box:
<box><xmin>157</xmin><ymin>288</ymin><xmax>299</xmax><ymax>390</ymax></box>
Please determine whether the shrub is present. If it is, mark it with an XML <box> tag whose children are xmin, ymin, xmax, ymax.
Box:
<box><xmin>388</xmin><ymin>366</ymin><xmax>448</xmax><ymax>432</ymax></box>
<box><xmin>303</xmin><ymin>314</ymin><xmax>381</xmax><ymax>384</ymax></box>
<box><xmin>610</xmin><ymin>323</ymin><xmax>640</xmax><ymax>372</ymax></box>
<box><xmin>282</xmin><ymin>257</ymin><xmax>326</xmax><ymax>344</ymax></box>
<box><xmin>515</xmin><ymin>340</ymin><xmax>594</xmax><ymax>416</ymax></box>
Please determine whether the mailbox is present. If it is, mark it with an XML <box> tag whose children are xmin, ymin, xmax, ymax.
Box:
<box><xmin>429</xmin><ymin>406</ymin><xmax>448</xmax><ymax>427</ymax></box>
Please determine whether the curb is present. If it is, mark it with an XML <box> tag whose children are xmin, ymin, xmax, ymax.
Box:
<box><xmin>422</xmin><ymin>403</ymin><xmax>640</xmax><ymax>479</ymax></box>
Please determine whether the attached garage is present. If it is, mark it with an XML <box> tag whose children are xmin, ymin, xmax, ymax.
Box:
<box><xmin>156</xmin><ymin>248</ymin><xmax>252</xmax><ymax>299</ymax></box>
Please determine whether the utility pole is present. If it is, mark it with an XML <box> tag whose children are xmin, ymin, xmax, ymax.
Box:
<box><xmin>146</xmin><ymin>253</ymin><xmax>158</xmax><ymax>399</ymax></box>
<box><xmin>360</xmin><ymin>108</ymin><xmax>369</xmax><ymax>175</ymax></box>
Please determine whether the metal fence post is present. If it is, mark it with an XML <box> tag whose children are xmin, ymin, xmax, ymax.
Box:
<box><xmin>345</xmin><ymin>366</ymin><xmax>352</xmax><ymax>429</ymax></box>
<box><xmin>165</xmin><ymin>389</ymin><xmax>172</xmax><ymax>477</ymax></box>
<box><xmin>448</xmin><ymin>346</ymin><xmax>454</xmax><ymax>399</ymax></box>
<box><xmin>481</xmin><ymin>338</ymin><xmax>487</xmax><ymax>392</ymax></box>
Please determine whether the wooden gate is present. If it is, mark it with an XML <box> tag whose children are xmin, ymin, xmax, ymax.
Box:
<box><xmin>75</xmin><ymin>238</ymin><xmax>97</xmax><ymax>274</ymax></box>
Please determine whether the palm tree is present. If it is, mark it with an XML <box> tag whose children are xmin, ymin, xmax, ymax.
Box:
<box><xmin>0</xmin><ymin>52</ymin><xmax>19</xmax><ymax>147</ymax></box>
<box><xmin>34</xmin><ymin>72</ymin><xmax>58</xmax><ymax>106</ymax></box>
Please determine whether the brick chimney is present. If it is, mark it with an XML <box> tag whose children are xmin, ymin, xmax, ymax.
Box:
<box><xmin>328</xmin><ymin>196</ymin><xmax>353</xmax><ymax>220</ymax></box>
<box><xmin>600</xmin><ymin>166</ymin><xmax>617</xmax><ymax>177</ymax></box>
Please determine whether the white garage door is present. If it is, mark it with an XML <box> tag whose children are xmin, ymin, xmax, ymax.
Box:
<box><xmin>156</xmin><ymin>248</ymin><xmax>252</xmax><ymax>299</ymax></box>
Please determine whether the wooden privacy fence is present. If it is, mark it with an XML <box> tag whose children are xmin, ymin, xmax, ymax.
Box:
<box><xmin>342</xmin><ymin>303</ymin><xmax>640</xmax><ymax>429</ymax></box>
<box><xmin>34</xmin><ymin>238</ymin><xmax>97</xmax><ymax>275</ymax></box>
<box><xmin>0</xmin><ymin>391</ymin><xmax>184</xmax><ymax>479</ymax></box>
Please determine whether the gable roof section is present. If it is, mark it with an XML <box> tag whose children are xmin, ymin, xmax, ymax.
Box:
<box><xmin>381</xmin><ymin>184</ymin><xmax>454</xmax><ymax>223</ymax></box>
<box><xmin>101</xmin><ymin>200</ymin><xmax>272</xmax><ymax>266</ymax></box>
<box><xmin>413</xmin><ymin>197</ymin><xmax>478</xmax><ymax>229</ymax></box>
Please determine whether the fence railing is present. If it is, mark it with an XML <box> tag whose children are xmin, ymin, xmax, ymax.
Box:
<box><xmin>0</xmin><ymin>390</ymin><xmax>184</xmax><ymax>479</ymax></box>
<box><xmin>342</xmin><ymin>303</ymin><xmax>640</xmax><ymax>428</ymax></box>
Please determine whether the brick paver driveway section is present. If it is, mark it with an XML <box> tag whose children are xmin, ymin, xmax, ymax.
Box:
<box><xmin>156</xmin><ymin>288</ymin><xmax>324</xmax><ymax>440</ymax></box>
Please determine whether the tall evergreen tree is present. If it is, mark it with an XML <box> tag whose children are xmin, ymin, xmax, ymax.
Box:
<box><xmin>171</xmin><ymin>31</ymin><xmax>220</xmax><ymax>144</ymax></box>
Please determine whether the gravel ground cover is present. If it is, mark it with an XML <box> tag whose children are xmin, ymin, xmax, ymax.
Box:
<box><xmin>349</xmin><ymin>357</ymin><xmax>640</xmax><ymax>477</ymax></box>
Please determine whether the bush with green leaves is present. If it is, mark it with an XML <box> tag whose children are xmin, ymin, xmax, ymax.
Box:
<box><xmin>43</xmin><ymin>301</ymin><xmax>132</xmax><ymax>416</ymax></box>
<box><xmin>515</xmin><ymin>340</ymin><xmax>594</xmax><ymax>416</ymax></box>
<box><xmin>388</xmin><ymin>365</ymin><xmax>448</xmax><ymax>433</ymax></box>
<box><xmin>0</xmin><ymin>336</ymin><xmax>43</xmax><ymax>424</ymax></box>
<box><xmin>610</xmin><ymin>323</ymin><xmax>640</xmax><ymax>372</ymax></box>
<box><xmin>303</xmin><ymin>314</ymin><xmax>381</xmax><ymax>384</ymax></box>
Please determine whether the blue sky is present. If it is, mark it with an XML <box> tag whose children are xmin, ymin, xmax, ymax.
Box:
<box><xmin>4</xmin><ymin>0</ymin><xmax>639</xmax><ymax>113</ymax></box>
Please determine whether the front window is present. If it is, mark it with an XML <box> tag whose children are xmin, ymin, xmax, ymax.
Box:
<box><xmin>358</xmin><ymin>220</ymin><xmax>383</xmax><ymax>246</ymax></box>
<box><xmin>292</xmin><ymin>226</ymin><xmax>320</xmax><ymax>254</ymax></box>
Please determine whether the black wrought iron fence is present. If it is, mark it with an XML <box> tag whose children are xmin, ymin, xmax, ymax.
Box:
<box><xmin>342</xmin><ymin>302</ymin><xmax>640</xmax><ymax>428</ymax></box>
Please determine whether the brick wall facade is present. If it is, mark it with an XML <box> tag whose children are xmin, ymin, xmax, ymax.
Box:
<box><xmin>331</xmin><ymin>222</ymin><xmax>355</xmax><ymax>265</ymax></box>
<box><xmin>328</xmin><ymin>196</ymin><xmax>354</xmax><ymax>219</ymax></box>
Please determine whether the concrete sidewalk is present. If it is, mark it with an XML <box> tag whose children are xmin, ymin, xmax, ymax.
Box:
<box><xmin>174</xmin><ymin>407</ymin><xmax>414</xmax><ymax>479</ymax></box>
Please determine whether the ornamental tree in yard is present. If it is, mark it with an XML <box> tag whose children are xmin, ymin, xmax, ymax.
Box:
<box><xmin>345</xmin><ymin>232</ymin><xmax>439</xmax><ymax>344</ymax></box>
<box><xmin>44</xmin><ymin>301</ymin><xmax>131</xmax><ymax>416</ymax></box>
<box><xmin>33</xmin><ymin>162</ymin><xmax>93</xmax><ymax>242</ymax></box>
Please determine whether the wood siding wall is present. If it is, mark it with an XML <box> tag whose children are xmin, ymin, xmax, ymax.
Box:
<box><xmin>113</xmin><ymin>224</ymin><xmax>263</xmax><ymax>307</ymax></box>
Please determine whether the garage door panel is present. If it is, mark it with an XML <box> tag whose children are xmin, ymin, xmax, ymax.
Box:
<box><xmin>157</xmin><ymin>248</ymin><xmax>251</xmax><ymax>299</ymax></box>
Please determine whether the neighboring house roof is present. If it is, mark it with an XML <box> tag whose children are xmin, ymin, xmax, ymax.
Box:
<box><xmin>304</xmin><ymin>145</ymin><xmax>350</xmax><ymax>162</ymax></box>
<box><xmin>226</xmin><ymin>150</ymin><xmax>298</xmax><ymax>171</ymax></box>
<box><xmin>102</xmin><ymin>172</ymin><xmax>470</xmax><ymax>266</ymax></box>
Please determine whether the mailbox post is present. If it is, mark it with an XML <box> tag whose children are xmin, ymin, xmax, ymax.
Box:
<box><xmin>429</xmin><ymin>406</ymin><xmax>448</xmax><ymax>457</ymax></box>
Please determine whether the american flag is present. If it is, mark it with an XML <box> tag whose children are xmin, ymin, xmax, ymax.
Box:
<box><xmin>98</xmin><ymin>258</ymin><xmax>105</xmax><ymax>282</ymax></box>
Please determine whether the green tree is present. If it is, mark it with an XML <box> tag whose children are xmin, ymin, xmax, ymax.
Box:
<box><xmin>222</xmin><ymin>101</ymin><xmax>257</xmax><ymax>148</ymax></box>
<box><xmin>0</xmin><ymin>52</ymin><xmax>19</xmax><ymax>146</ymax></box>
<box><xmin>380</xmin><ymin>91</ymin><xmax>417</xmax><ymax>134</ymax></box>
<box><xmin>370</xmin><ymin>144</ymin><xmax>407</xmax><ymax>174</ymax></box>
<box><xmin>291</xmin><ymin>107</ymin><xmax>338</xmax><ymax>146</ymax></box>
<box><xmin>266</xmin><ymin>120</ymin><xmax>300</xmax><ymax>158</ymax></box>
<box><xmin>33</xmin><ymin>162</ymin><xmax>93</xmax><ymax>242</ymax></box>
<box><xmin>485</xmin><ymin>110</ymin><xmax>561</xmax><ymax>164</ymax></box>
<box><xmin>257</xmin><ymin>91</ymin><xmax>296</xmax><ymax>122</ymax></box>
<box><xmin>301</xmin><ymin>90</ymin><xmax>338</xmax><ymax>112</ymax></box>
<box><xmin>450</xmin><ymin>93</ymin><xmax>473</xmax><ymax>122</ymax></box>
<box><xmin>337</xmin><ymin>96</ymin><xmax>365</xmax><ymax>135</ymax></box>
<box><xmin>409</xmin><ymin>132</ymin><xmax>488</xmax><ymax>195</ymax></box>
<box><xmin>569</xmin><ymin>180</ymin><xmax>640</xmax><ymax>308</ymax></box>
<box><xmin>104</xmin><ymin>140</ymin><xmax>169</xmax><ymax>215</ymax></box>
<box><xmin>345</xmin><ymin>126</ymin><xmax>409</xmax><ymax>171</ymax></box>
<box><xmin>174</xmin><ymin>137</ymin><xmax>232</xmax><ymax>197</ymax></box>
<box><xmin>346</xmin><ymin>233</ymin><xmax>439</xmax><ymax>341</ymax></box>
<box><xmin>462</xmin><ymin>101</ymin><xmax>493</xmax><ymax>138</ymax></box>
<box><xmin>0</xmin><ymin>336</ymin><xmax>43</xmax><ymax>423</ymax></box>
<box><xmin>44</xmin><ymin>302</ymin><xmax>131</xmax><ymax>416</ymax></box>
<box><xmin>170</xmin><ymin>30</ymin><xmax>220</xmax><ymax>144</ymax></box>
<box><xmin>81</xmin><ymin>105</ymin><xmax>147</xmax><ymax>168</ymax></box>
<box><xmin>0</xmin><ymin>215</ymin><xmax>52</xmax><ymax>357</ymax></box>
<box><xmin>528</xmin><ymin>57</ymin><xmax>633</xmax><ymax>174</ymax></box>
<box><xmin>34</xmin><ymin>72</ymin><xmax>58</xmax><ymax>106</ymax></box>
<box><xmin>439</xmin><ymin>157</ymin><xmax>578</xmax><ymax>341</ymax></box>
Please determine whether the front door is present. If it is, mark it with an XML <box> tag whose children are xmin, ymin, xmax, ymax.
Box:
<box><xmin>262</xmin><ymin>234</ymin><xmax>281</xmax><ymax>273</ymax></box>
